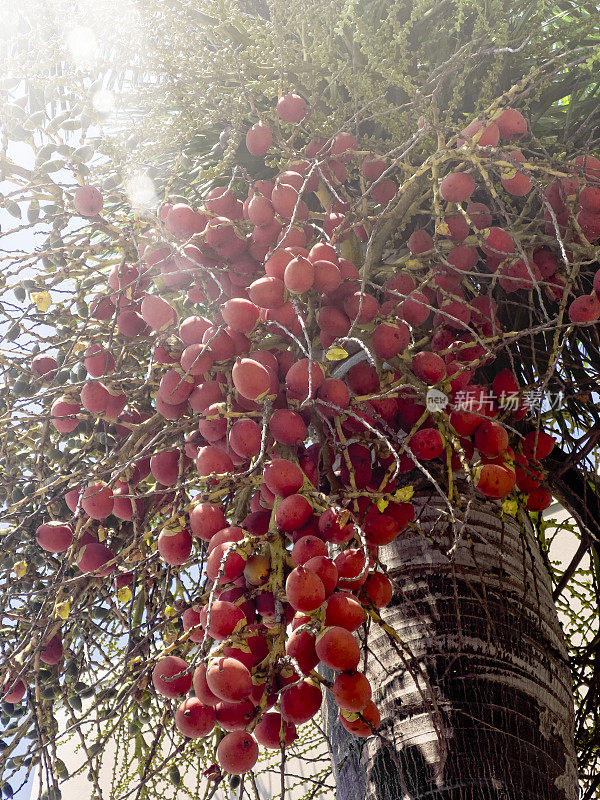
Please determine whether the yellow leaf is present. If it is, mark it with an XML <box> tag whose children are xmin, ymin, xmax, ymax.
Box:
<box><xmin>376</xmin><ymin>497</ymin><xmax>389</xmax><ymax>513</ymax></box>
<box><xmin>54</xmin><ymin>601</ymin><xmax>70</xmax><ymax>620</ymax></box>
<box><xmin>31</xmin><ymin>291</ymin><xmax>52</xmax><ymax>312</ymax></box>
<box><xmin>326</xmin><ymin>346</ymin><xmax>349</xmax><ymax>361</ymax></box>
<box><xmin>165</xmin><ymin>605</ymin><xmax>177</xmax><ymax>618</ymax></box>
<box><xmin>503</xmin><ymin>499</ymin><xmax>518</xmax><ymax>516</ymax></box>
<box><xmin>13</xmin><ymin>560</ymin><xmax>27</xmax><ymax>578</ymax></box>
<box><xmin>72</xmin><ymin>341</ymin><xmax>87</xmax><ymax>354</ymax></box>
<box><xmin>162</xmin><ymin>525</ymin><xmax>184</xmax><ymax>537</ymax></box>
<box><xmin>393</xmin><ymin>486</ymin><xmax>414</xmax><ymax>502</ymax></box>
<box><xmin>117</xmin><ymin>586</ymin><xmax>132</xmax><ymax>603</ymax></box>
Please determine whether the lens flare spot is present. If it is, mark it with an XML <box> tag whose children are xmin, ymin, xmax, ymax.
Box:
<box><xmin>93</xmin><ymin>89</ymin><xmax>114</xmax><ymax>115</ymax></box>
<box><xmin>126</xmin><ymin>173</ymin><xmax>156</xmax><ymax>211</ymax></box>
<box><xmin>66</xmin><ymin>26</ymin><xmax>99</xmax><ymax>66</ymax></box>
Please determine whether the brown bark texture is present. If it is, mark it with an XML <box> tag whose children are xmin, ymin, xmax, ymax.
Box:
<box><xmin>326</xmin><ymin>493</ymin><xmax>578</xmax><ymax>800</ymax></box>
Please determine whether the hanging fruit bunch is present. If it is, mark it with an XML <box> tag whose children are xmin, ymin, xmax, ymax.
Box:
<box><xmin>3</xmin><ymin>87</ymin><xmax>599</xmax><ymax>783</ymax></box>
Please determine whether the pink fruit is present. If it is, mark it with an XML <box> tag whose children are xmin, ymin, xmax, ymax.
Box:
<box><xmin>291</xmin><ymin>535</ymin><xmax>328</xmax><ymax>566</ymax></box>
<box><xmin>40</xmin><ymin>634</ymin><xmax>63</xmax><ymax>665</ymax></box>
<box><xmin>84</xmin><ymin>344</ymin><xmax>116</xmax><ymax>377</ymax></box>
<box><xmin>526</xmin><ymin>487</ymin><xmax>552</xmax><ymax>511</ymax></box>
<box><xmin>157</xmin><ymin>527</ymin><xmax>192</xmax><ymax>565</ymax></box>
<box><xmin>193</xmin><ymin>663</ymin><xmax>220</xmax><ymax>706</ymax></box>
<box><xmin>372</xmin><ymin>322</ymin><xmax>410</xmax><ymax>359</ymax></box>
<box><xmin>275</xmin><ymin>494</ymin><xmax>313</xmax><ymax>531</ymax></box>
<box><xmin>50</xmin><ymin>396</ymin><xmax>80</xmax><ymax>433</ymax></box>
<box><xmin>569</xmin><ymin>294</ymin><xmax>600</xmax><ymax>324</ymax></box>
<box><xmin>158</xmin><ymin>369</ymin><xmax>194</xmax><ymax>405</ymax></box>
<box><xmin>152</xmin><ymin>655</ymin><xmax>192</xmax><ymax>698</ymax></box>
<box><xmin>180</xmin><ymin>343</ymin><xmax>213</xmax><ymax>376</ymax></box>
<box><xmin>201</xmin><ymin>599</ymin><xmax>245</xmax><ymax>640</ymax></box>
<box><xmin>496</xmin><ymin>108</ymin><xmax>527</xmax><ymax>140</ymax></box>
<box><xmin>305</xmin><ymin>556</ymin><xmax>338</xmax><ymax>597</ymax></box>
<box><xmin>315</xmin><ymin>626</ymin><xmax>360</xmax><ymax>671</ymax></box>
<box><xmin>3</xmin><ymin>679</ymin><xmax>26</xmax><ymax>704</ymax></box>
<box><xmin>522</xmin><ymin>431</ymin><xmax>555</xmax><ymax>460</ymax></box>
<box><xmin>36</xmin><ymin>521</ymin><xmax>73</xmax><ymax>553</ymax></box>
<box><xmin>501</xmin><ymin>150</ymin><xmax>532</xmax><ymax>196</ymax></box>
<box><xmin>141</xmin><ymin>295</ymin><xmax>177</xmax><ymax>331</ymax></box>
<box><xmin>269</xmin><ymin>408</ymin><xmax>307</xmax><ymax>445</ymax></box>
<box><xmin>476</xmin><ymin>463</ymin><xmax>516</xmax><ymax>498</ymax></box>
<box><xmin>189</xmin><ymin>502</ymin><xmax>226</xmax><ymax>540</ymax></box>
<box><xmin>439</xmin><ymin>172</ymin><xmax>475</xmax><ymax>202</ymax></box>
<box><xmin>408</xmin><ymin>229</ymin><xmax>433</xmax><ymax>254</ymax></box>
<box><xmin>400</xmin><ymin>291</ymin><xmax>430</xmax><ymax>326</ymax></box>
<box><xmin>216</xmin><ymin>699</ymin><xmax>256</xmax><ymax>731</ymax></box>
<box><xmin>248</xmin><ymin>276</ymin><xmax>286</xmax><ymax>309</ymax></box>
<box><xmin>466</xmin><ymin>202</ymin><xmax>493</xmax><ymax>229</ymax></box>
<box><xmin>31</xmin><ymin>353</ymin><xmax>58</xmax><ymax>379</ymax></box>
<box><xmin>285</xmin><ymin>358</ymin><xmax>324</xmax><ymax>397</ymax></box>
<box><xmin>179</xmin><ymin>315</ymin><xmax>211</xmax><ymax>345</ymax></box>
<box><xmin>412</xmin><ymin>351</ymin><xmax>446</xmax><ymax>384</ymax></box>
<box><xmin>175</xmin><ymin>697</ymin><xmax>216</xmax><ymax>738</ymax></box>
<box><xmin>277</xmin><ymin>93</ymin><xmax>308</xmax><ymax>123</ymax></box>
<box><xmin>332</xmin><ymin>671</ymin><xmax>372</xmax><ymax>712</ymax></box>
<box><xmin>264</xmin><ymin>458</ymin><xmax>304</xmax><ymax>497</ymax></box>
<box><xmin>229</xmin><ymin>418</ymin><xmax>262</xmax><ymax>458</ymax></box>
<box><xmin>372</xmin><ymin>177</ymin><xmax>398</xmax><ymax>205</ymax></box>
<box><xmin>286</xmin><ymin>565</ymin><xmax>325</xmax><ymax>612</ymax></box>
<box><xmin>80</xmin><ymin>381</ymin><xmax>110</xmax><ymax>414</ymax></box>
<box><xmin>206</xmin><ymin>542</ymin><xmax>246</xmax><ymax>584</ymax></box>
<box><xmin>232</xmin><ymin>358</ymin><xmax>272</xmax><ymax>400</ymax></box>
<box><xmin>361</xmin><ymin>572</ymin><xmax>393</xmax><ymax>608</ymax></box>
<box><xmin>77</xmin><ymin>542</ymin><xmax>115</xmax><ymax>576</ymax></box>
<box><xmin>196</xmin><ymin>446</ymin><xmax>234</xmax><ymax>477</ymax></box>
<box><xmin>458</xmin><ymin>120</ymin><xmax>499</xmax><ymax>148</ymax></box>
<box><xmin>475</xmin><ymin>420</ymin><xmax>509</xmax><ymax>458</ymax></box>
<box><xmin>254</xmin><ymin>712</ymin><xmax>297</xmax><ymax>748</ymax></box>
<box><xmin>317</xmin><ymin>378</ymin><xmax>350</xmax><ymax>416</ymax></box>
<box><xmin>340</xmin><ymin>700</ymin><xmax>380</xmax><ymax>737</ymax></box>
<box><xmin>280</xmin><ymin>680</ymin><xmax>322</xmax><ymax>724</ymax></box>
<box><xmin>206</xmin><ymin>657</ymin><xmax>252</xmax><ymax>702</ymax></box>
<box><xmin>221</xmin><ymin>298</ymin><xmax>260</xmax><ymax>333</ymax></box>
<box><xmin>165</xmin><ymin>203</ymin><xmax>207</xmax><ymax>240</ymax></box>
<box><xmin>182</xmin><ymin>607</ymin><xmax>204</xmax><ymax>642</ymax></box>
<box><xmin>81</xmin><ymin>483</ymin><xmax>114</xmax><ymax>520</ymax></box>
<box><xmin>150</xmin><ymin>449</ymin><xmax>182</xmax><ymax>486</ymax></box>
<box><xmin>73</xmin><ymin>185</ymin><xmax>103</xmax><ymax>216</ymax></box>
<box><xmin>246</xmin><ymin>122</ymin><xmax>272</xmax><ymax>156</ymax></box>
<box><xmin>410</xmin><ymin>428</ymin><xmax>444</xmax><ymax>460</ymax></box>
<box><xmin>284</xmin><ymin>256</ymin><xmax>315</xmax><ymax>293</ymax></box>
<box><xmin>217</xmin><ymin>730</ymin><xmax>259</xmax><ymax>774</ymax></box>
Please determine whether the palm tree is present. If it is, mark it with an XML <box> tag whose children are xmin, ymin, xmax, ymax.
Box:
<box><xmin>1</xmin><ymin>2</ymin><xmax>599</xmax><ymax>799</ymax></box>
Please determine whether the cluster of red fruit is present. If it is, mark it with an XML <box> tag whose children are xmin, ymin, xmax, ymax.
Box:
<box><xmin>14</xmin><ymin>94</ymin><xmax>598</xmax><ymax>772</ymax></box>
<box><xmin>149</xmin><ymin>487</ymin><xmax>395</xmax><ymax>774</ymax></box>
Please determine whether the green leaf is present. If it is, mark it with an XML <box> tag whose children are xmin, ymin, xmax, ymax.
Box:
<box><xmin>37</xmin><ymin>159</ymin><xmax>66</xmax><ymax>174</ymax></box>
<box><xmin>27</xmin><ymin>199</ymin><xmax>40</xmax><ymax>224</ymax></box>
<box><xmin>3</xmin><ymin>201</ymin><xmax>21</xmax><ymax>219</ymax></box>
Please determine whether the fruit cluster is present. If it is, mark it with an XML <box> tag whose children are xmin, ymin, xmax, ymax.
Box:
<box><xmin>150</xmin><ymin>486</ymin><xmax>393</xmax><ymax>773</ymax></box>
<box><xmin>7</xmin><ymin>95</ymin><xmax>599</xmax><ymax>777</ymax></box>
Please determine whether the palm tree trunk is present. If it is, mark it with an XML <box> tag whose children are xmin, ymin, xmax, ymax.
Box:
<box><xmin>325</xmin><ymin>491</ymin><xmax>578</xmax><ymax>800</ymax></box>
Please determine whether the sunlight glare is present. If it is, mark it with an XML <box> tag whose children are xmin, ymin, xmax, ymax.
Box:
<box><xmin>126</xmin><ymin>173</ymin><xmax>156</xmax><ymax>211</ymax></box>
<box><xmin>93</xmin><ymin>89</ymin><xmax>115</xmax><ymax>115</ymax></box>
<box><xmin>66</xmin><ymin>26</ymin><xmax>99</xmax><ymax>67</ymax></box>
